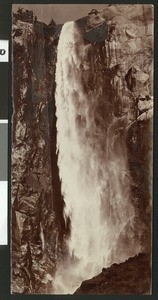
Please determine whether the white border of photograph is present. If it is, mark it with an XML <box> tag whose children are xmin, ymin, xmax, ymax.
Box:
<box><xmin>0</xmin><ymin>181</ymin><xmax>8</xmax><ymax>245</ymax></box>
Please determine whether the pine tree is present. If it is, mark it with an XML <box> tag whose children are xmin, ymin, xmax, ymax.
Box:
<box><xmin>49</xmin><ymin>18</ymin><xmax>56</xmax><ymax>26</ymax></box>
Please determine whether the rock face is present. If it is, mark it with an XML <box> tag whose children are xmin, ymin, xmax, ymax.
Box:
<box><xmin>74</xmin><ymin>253</ymin><xmax>151</xmax><ymax>295</ymax></box>
<box><xmin>12</xmin><ymin>5</ymin><xmax>153</xmax><ymax>294</ymax></box>
<box><xmin>12</xmin><ymin>19</ymin><xmax>64</xmax><ymax>294</ymax></box>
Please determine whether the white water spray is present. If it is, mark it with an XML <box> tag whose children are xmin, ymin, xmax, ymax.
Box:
<box><xmin>53</xmin><ymin>21</ymin><xmax>140</xmax><ymax>294</ymax></box>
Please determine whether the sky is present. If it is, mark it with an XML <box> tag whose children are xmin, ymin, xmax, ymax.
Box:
<box><xmin>12</xmin><ymin>4</ymin><xmax>108</xmax><ymax>25</ymax></box>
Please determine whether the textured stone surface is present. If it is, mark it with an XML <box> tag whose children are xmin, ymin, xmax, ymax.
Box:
<box><xmin>74</xmin><ymin>253</ymin><xmax>151</xmax><ymax>295</ymax></box>
<box><xmin>12</xmin><ymin>18</ymin><xmax>62</xmax><ymax>294</ymax></box>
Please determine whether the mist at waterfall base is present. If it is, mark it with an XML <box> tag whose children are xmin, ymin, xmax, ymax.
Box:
<box><xmin>53</xmin><ymin>21</ymin><xmax>141</xmax><ymax>294</ymax></box>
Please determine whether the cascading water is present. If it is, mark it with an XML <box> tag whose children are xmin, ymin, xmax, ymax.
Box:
<box><xmin>53</xmin><ymin>21</ymin><xmax>141</xmax><ymax>294</ymax></box>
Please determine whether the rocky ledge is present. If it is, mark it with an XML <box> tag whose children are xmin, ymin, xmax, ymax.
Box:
<box><xmin>75</xmin><ymin>253</ymin><xmax>151</xmax><ymax>295</ymax></box>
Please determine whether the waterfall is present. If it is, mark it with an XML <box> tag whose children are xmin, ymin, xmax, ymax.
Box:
<box><xmin>53</xmin><ymin>21</ymin><xmax>140</xmax><ymax>294</ymax></box>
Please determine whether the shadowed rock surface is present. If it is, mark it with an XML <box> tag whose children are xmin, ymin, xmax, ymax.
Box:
<box><xmin>74</xmin><ymin>253</ymin><xmax>151</xmax><ymax>295</ymax></box>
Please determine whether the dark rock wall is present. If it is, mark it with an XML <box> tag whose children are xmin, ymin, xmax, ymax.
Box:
<box><xmin>127</xmin><ymin>118</ymin><xmax>152</xmax><ymax>253</ymax></box>
<box><xmin>75</xmin><ymin>253</ymin><xmax>151</xmax><ymax>295</ymax></box>
<box><xmin>12</xmin><ymin>20</ymin><xmax>63</xmax><ymax>294</ymax></box>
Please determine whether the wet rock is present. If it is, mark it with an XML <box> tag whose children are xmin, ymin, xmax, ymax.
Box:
<box><xmin>76</xmin><ymin>15</ymin><xmax>108</xmax><ymax>43</ymax></box>
<box><xmin>84</xmin><ymin>22</ymin><xmax>108</xmax><ymax>43</ymax></box>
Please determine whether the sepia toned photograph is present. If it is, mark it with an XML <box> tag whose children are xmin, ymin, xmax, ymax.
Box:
<box><xmin>11</xmin><ymin>4</ymin><xmax>153</xmax><ymax>295</ymax></box>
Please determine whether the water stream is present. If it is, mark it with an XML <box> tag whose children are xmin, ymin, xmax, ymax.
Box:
<box><xmin>53</xmin><ymin>21</ymin><xmax>140</xmax><ymax>294</ymax></box>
